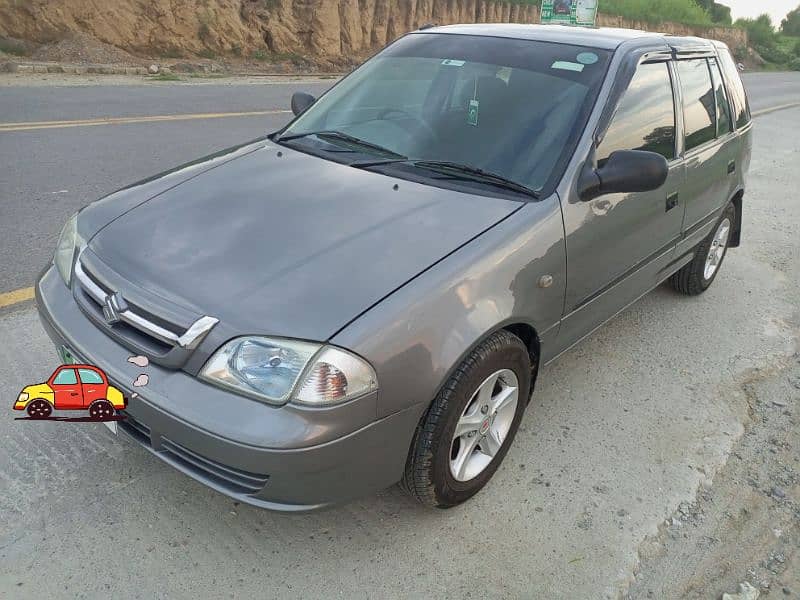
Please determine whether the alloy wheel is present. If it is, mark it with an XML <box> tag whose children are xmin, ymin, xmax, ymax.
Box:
<box><xmin>704</xmin><ymin>217</ymin><xmax>731</xmax><ymax>280</ymax></box>
<box><xmin>449</xmin><ymin>369</ymin><xmax>519</xmax><ymax>482</ymax></box>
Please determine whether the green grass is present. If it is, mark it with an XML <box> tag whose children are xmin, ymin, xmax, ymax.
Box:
<box><xmin>187</xmin><ymin>72</ymin><xmax>230</xmax><ymax>79</ymax></box>
<box><xmin>148</xmin><ymin>72</ymin><xmax>181</xmax><ymax>81</ymax></box>
<box><xmin>510</xmin><ymin>0</ymin><xmax>714</xmax><ymax>26</ymax></box>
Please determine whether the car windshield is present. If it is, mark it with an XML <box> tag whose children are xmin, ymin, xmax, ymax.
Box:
<box><xmin>279</xmin><ymin>33</ymin><xmax>611</xmax><ymax>197</ymax></box>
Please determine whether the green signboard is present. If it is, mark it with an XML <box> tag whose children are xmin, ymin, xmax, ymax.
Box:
<box><xmin>541</xmin><ymin>0</ymin><xmax>598</xmax><ymax>27</ymax></box>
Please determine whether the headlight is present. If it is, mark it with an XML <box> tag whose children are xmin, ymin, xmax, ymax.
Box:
<box><xmin>199</xmin><ymin>337</ymin><xmax>378</xmax><ymax>406</ymax></box>
<box><xmin>18</xmin><ymin>392</ymin><xmax>29</xmax><ymax>403</ymax></box>
<box><xmin>54</xmin><ymin>213</ymin><xmax>84</xmax><ymax>286</ymax></box>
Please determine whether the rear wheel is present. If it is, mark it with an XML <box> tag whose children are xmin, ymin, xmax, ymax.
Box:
<box><xmin>401</xmin><ymin>330</ymin><xmax>531</xmax><ymax>508</ymax></box>
<box><xmin>88</xmin><ymin>400</ymin><xmax>115</xmax><ymax>420</ymax></box>
<box><xmin>26</xmin><ymin>399</ymin><xmax>52</xmax><ymax>419</ymax></box>
<box><xmin>670</xmin><ymin>202</ymin><xmax>736</xmax><ymax>296</ymax></box>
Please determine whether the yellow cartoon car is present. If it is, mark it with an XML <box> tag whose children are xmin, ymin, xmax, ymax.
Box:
<box><xmin>14</xmin><ymin>364</ymin><xmax>126</xmax><ymax>419</ymax></box>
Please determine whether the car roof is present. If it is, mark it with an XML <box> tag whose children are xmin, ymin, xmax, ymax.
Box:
<box><xmin>415</xmin><ymin>23</ymin><xmax>719</xmax><ymax>53</ymax></box>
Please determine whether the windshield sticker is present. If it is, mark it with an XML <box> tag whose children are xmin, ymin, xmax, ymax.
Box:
<box><xmin>551</xmin><ymin>61</ymin><xmax>585</xmax><ymax>73</ymax></box>
<box><xmin>467</xmin><ymin>99</ymin><xmax>480</xmax><ymax>126</ymax></box>
<box><xmin>442</xmin><ymin>59</ymin><xmax>466</xmax><ymax>67</ymax></box>
<box><xmin>577</xmin><ymin>52</ymin><xmax>599</xmax><ymax>65</ymax></box>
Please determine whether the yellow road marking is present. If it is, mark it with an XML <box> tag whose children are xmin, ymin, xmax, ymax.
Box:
<box><xmin>752</xmin><ymin>102</ymin><xmax>800</xmax><ymax>117</ymax></box>
<box><xmin>0</xmin><ymin>286</ymin><xmax>35</xmax><ymax>309</ymax></box>
<box><xmin>0</xmin><ymin>109</ymin><xmax>292</xmax><ymax>132</ymax></box>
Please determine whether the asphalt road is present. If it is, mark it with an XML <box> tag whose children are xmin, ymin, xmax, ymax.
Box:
<box><xmin>0</xmin><ymin>73</ymin><xmax>799</xmax><ymax>598</ymax></box>
<box><xmin>0</xmin><ymin>73</ymin><xmax>799</xmax><ymax>296</ymax></box>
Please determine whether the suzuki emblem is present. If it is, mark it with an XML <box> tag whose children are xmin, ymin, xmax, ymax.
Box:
<box><xmin>102</xmin><ymin>292</ymin><xmax>126</xmax><ymax>325</ymax></box>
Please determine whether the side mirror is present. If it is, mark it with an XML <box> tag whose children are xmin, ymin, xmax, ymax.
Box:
<box><xmin>578</xmin><ymin>150</ymin><xmax>669</xmax><ymax>202</ymax></box>
<box><xmin>291</xmin><ymin>92</ymin><xmax>316</xmax><ymax>117</ymax></box>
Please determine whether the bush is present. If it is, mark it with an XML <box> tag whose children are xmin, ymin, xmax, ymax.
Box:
<box><xmin>735</xmin><ymin>14</ymin><xmax>778</xmax><ymax>48</ymax></box>
<box><xmin>790</xmin><ymin>56</ymin><xmax>800</xmax><ymax>71</ymax></box>
<box><xmin>755</xmin><ymin>44</ymin><xmax>791</xmax><ymax>65</ymax></box>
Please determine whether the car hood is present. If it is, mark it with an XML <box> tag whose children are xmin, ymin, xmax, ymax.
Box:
<box><xmin>23</xmin><ymin>383</ymin><xmax>54</xmax><ymax>396</ymax></box>
<box><xmin>86</xmin><ymin>140</ymin><xmax>520</xmax><ymax>341</ymax></box>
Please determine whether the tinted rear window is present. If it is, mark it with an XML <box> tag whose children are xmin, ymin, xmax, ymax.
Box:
<box><xmin>717</xmin><ymin>48</ymin><xmax>751</xmax><ymax>128</ymax></box>
<box><xmin>677</xmin><ymin>59</ymin><xmax>716</xmax><ymax>151</ymax></box>
<box><xmin>709</xmin><ymin>58</ymin><xmax>732</xmax><ymax>136</ymax></box>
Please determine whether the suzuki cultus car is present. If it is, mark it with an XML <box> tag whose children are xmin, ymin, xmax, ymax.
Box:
<box><xmin>36</xmin><ymin>24</ymin><xmax>751</xmax><ymax>510</ymax></box>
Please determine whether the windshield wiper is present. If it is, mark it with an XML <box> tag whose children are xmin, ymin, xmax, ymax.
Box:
<box><xmin>353</xmin><ymin>159</ymin><xmax>539</xmax><ymax>199</ymax></box>
<box><xmin>277</xmin><ymin>130</ymin><xmax>406</xmax><ymax>160</ymax></box>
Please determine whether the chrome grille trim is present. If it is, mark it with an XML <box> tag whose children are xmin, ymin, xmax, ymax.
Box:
<box><xmin>74</xmin><ymin>259</ymin><xmax>219</xmax><ymax>350</ymax></box>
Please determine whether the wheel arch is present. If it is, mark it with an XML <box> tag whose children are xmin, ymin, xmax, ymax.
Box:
<box><xmin>431</xmin><ymin>319</ymin><xmax>543</xmax><ymax>412</ymax></box>
<box><xmin>30</xmin><ymin>396</ymin><xmax>55</xmax><ymax>406</ymax></box>
<box><xmin>728</xmin><ymin>188</ymin><xmax>744</xmax><ymax>248</ymax></box>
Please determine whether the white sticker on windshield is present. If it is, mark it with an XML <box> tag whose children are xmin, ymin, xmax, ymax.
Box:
<box><xmin>551</xmin><ymin>61</ymin><xmax>585</xmax><ymax>73</ymax></box>
<box><xmin>441</xmin><ymin>59</ymin><xmax>466</xmax><ymax>67</ymax></box>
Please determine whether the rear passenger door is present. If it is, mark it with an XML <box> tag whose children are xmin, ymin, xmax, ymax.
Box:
<box><xmin>674</xmin><ymin>57</ymin><xmax>740</xmax><ymax>252</ymax></box>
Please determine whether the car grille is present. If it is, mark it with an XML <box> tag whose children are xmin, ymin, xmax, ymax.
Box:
<box><xmin>72</xmin><ymin>253</ymin><xmax>218</xmax><ymax>368</ymax></box>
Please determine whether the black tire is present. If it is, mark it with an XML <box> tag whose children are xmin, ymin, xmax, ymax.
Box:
<box><xmin>670</xmin><ymin>202</ymin><xmax>736</xmax><ymax>296</ymax></box>
<box><xmin>401</xmin><ymin>330</ymin><xmax>531</xmax><ymax>508</ymax></box>
<box><xmin>27</xmin><ymin>399</ymin><xmax>53</xmax><ymax>419</ymax></box>
<box><xmin>88</xmin><ymin>399</ymin><xmax>115</xmax><ymax>420</ymax></box>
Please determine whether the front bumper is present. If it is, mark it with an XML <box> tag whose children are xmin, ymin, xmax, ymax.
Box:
<box><xmin>36</xmin><ymin>266</ymin><xmax>423</xmax><ymax>511</ymax></box>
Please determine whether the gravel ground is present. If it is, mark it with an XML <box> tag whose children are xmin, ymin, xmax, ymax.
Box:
<box><xmin>626</xmin><ymin>106</ymin><xmax>800</xmax><ymax>599</ymax></box>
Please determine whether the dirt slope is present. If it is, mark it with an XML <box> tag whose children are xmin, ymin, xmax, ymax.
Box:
<box><xmin>0</xmin><ymin>0</ymin><xmax>746</xmax><ymax>66</ymax></box>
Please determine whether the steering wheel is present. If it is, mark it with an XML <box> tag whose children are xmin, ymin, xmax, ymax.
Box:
<box><xmin>377</xmin><ymin>108</ymin><xmax>438</xmax><ymax>141</ymax></box>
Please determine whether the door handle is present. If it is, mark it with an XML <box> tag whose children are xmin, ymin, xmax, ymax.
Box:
<box><xmin>727</xmin><ymin>161</ymin><xmax>736</xmax><ymax>175</ymax></box>
<box><xmin>70</xmin><ymin>392</ymin><xmax>79</xmax><ymax>396</ymax></box>
<box><xmin>666</xmin><ymin>192</ymin><xmax>679</xmax><ymax>212</ymax></box>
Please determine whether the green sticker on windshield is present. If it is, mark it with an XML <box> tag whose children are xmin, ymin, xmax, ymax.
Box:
<box><xmin>467</xmin><ymin>99</ymin><xmax>479</xmax><ymax>126</ymax></box>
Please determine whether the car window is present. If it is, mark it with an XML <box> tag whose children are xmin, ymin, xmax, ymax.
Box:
<box><xmin>598</xmin><ymin>61</ymin><xmax>676</xmax><ymax>165</ymax></box>
<box><xmin>677</xmin><ymin>59</ymin><xmax>716</xmax><ymax>152</ymax></box>
<box><xmin>282</xmin><ymin>34</ymin><xmax>612</xmax><ymax>197</ymax></box>
<box><xmin>717</xmin><ymin>48</ymin><xmax>751</xmax><ymax>128</ymax></box>
<box><xmin>78</xmin><ymin>368</ymin><xmax>104</xmax><ymax>384</ymax></box>
<box><xmin>53</xmin><ymin>368</ymin><xmax>78</xmax><ymax>385</ymax></box>
<box><xmin>709</xmin><ymin>58</ymin><xmax>732</xmax><ymax>136</ymax></box>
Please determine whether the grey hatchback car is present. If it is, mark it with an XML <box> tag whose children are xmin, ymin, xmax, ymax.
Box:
<box><xmin>36</xmin><ymin>24</ymin><xmax>752</xmax><ymax>510</ymax></box>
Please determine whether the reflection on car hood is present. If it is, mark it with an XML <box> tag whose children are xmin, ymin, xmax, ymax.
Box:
<box><xmin>87</xmin><ymin>140</ymin><xmax>521</xmax><ymax>340</ymax></box>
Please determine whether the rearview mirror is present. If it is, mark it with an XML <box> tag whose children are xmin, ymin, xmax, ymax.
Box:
<box><xmin>291</xmin><ymin>92</ymin><xmax>316</xmax><ymax>117</ymax></box>
<box><xmin>578</xmin><ymin>150</ymin><xmax>669</xmax><ymax>202</ymax></box>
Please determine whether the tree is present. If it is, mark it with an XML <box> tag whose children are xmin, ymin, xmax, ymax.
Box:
<box><xmin>782</xmin><ymin>6</ymin><xmax>800</xmax><ymax>37</ymax></box>
<box><xmin>693</xmin><ymin>0</ymin><xmax>733</xmax><ymax>25</ymax></box>
<box><xmin>710</xmin><ymin>3</ymin><xmax>732</xmax><ymax>25</ymax></box>
<box><xmin>735</xmin><ymin>14</ymin><xmax>777</xmax><ymax>48</ymax></box>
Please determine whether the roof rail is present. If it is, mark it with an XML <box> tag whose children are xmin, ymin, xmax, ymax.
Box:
<box><xmin>418</xmin><ymin>23</ymin><xmax>436</xmax><ymax>30</ymax></box>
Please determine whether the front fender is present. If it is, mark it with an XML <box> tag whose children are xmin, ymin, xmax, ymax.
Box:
<box><xmin>333</xmin><ymin>197</ymin><xmax>566</xmax><ymax>420</ymax></box>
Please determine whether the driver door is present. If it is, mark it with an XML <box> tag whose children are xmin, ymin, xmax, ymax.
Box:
<box><xmin>556</xmin><ymin>59</ymin><xmax>686</xmax><ymax>350</ymax></box>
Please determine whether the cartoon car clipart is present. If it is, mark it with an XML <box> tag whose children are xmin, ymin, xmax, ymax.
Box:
<box><xmin>14</xmin><ymin>365</ymin><xmax>126</xmax><ymax>419</ymax></box>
